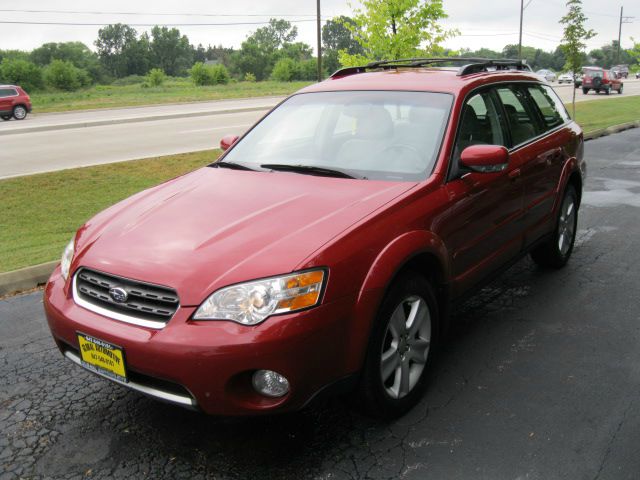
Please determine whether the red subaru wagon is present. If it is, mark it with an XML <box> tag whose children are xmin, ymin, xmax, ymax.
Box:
<box><xmin>44</xmin><ymin>58</ymin><xmax>585</xmax><ymax>418</ymax></box>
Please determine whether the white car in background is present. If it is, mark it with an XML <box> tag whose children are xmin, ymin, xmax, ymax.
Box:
<box><xmin>558</xmin><ymin>72</ymin><xmax>574</xmax><ymax>84</ymax></box>
<box><xmin>536</xmin><ymin>69</ymin><xmax>557</xmax><ymax>82</ymax></box>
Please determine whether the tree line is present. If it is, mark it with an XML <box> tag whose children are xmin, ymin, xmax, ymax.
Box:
<box><xmin>460</xmin><ymin>41</ymin><xmax>638</xmax><ymax>72</ymax></box>
<box><xmin>0</xmin><ymin>9</ymin><xmax>638</xmax><ymax>93</ymax></box>
<box><xmin>0</xmin><ymin>18</ymin><xmax>364</xmax><ymax>92</ymax></box>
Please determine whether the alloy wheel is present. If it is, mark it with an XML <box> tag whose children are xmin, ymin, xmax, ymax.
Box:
<box><xmin>13</xmin><ymin>106</ymin><xmax>26</xmax><ymax>120</ymax></box>
<box><xmin>558</xmin><ymin>194</ymin><xmax>576</xmax><ymax>256</ymax></box>
<box><xmin>380</xmin><ymin>295</ymin><xmax>431</xmax><ymax>399</ymax></box>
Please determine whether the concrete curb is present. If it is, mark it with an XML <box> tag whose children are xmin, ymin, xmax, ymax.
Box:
<box><xmin>0</xmin><ymin>105</ymin><xmax>274</xmax><ymax>137</ymax></box>
<box><xmin>0</xmin><ymin>261</ymin><xmax>58</xmax><ymax>296</ymax></box>
<box><xmin>583</xmin><ymin>120</ymin><xmax>640</xmax><ymax>141</ymax></box>
<box><xmin>1</xmin><ymin>120</ymin><xmax>638</xmax><ymax>297</ymax></box>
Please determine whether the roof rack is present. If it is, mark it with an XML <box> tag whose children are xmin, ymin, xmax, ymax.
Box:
<box><xmin>330</xmin><ymin>57</ymin><xmax>531</xmax><ymax>78</ymax></box>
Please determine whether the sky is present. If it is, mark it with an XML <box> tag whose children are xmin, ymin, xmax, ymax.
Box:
<box><xmin>0</xmin><ymin>0</ymin><xmax>637</xmax><ymax>54</ymax></box>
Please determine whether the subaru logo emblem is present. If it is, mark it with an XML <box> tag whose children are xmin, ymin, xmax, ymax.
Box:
<box><xmin>109</xmin><ymin>287</ymin><xmax>128</xmax><ymax>303</ymax></box>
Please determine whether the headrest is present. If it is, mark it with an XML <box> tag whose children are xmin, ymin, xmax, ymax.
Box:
<box><xmin>356</xmin><ymin>107</ymin><xmax>394</xmax><ymax>139</ymax></box>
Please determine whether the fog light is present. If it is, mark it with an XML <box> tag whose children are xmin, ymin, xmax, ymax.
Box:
<box><xmin>252</xmin><ymin>370</ymin><xmax>290</xmax><ymax>397</ymax></box>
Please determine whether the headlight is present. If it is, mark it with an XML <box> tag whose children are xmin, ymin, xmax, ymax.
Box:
<box><xmin>60</xmin><ymin>238</ymin><xmax>75</xmax><ymax>280</ymax></box>
<box><xmin>193</xmin><ymin>269</ymin><xmax>325</xmax><ymax>325</ymax></box>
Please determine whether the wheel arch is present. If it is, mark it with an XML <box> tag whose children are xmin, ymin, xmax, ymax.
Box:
<box><xmin>345</xmin><ymin>231</ymin><xmax>451</xmax><ymax>372</ymax></box>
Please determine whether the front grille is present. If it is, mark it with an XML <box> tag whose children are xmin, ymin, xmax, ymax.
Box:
<box><xmin>74</xmin><ymin>268</ymin><xmax>179</xmax><ymax>327</ymax></box>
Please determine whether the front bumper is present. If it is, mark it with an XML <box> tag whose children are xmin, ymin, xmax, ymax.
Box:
<box><xmin>44</xmin><ymin>267</ymin><xmax>358</xmax><ymax>415</ymax></box>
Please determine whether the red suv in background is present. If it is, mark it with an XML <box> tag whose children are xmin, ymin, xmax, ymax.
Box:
<box><xmin>581</xmin><ymin>67</ymin><xmax>623</xmax><ymax>95</ymax></box>
<box><xmin>44</xmin><ymin>58</ymin><xmax>585</xmax><ymax>419</ymax></box>
<box><xmin>0</xmin><ymin>85</ymin><xmax>32</xmax><ymax>120</ymax></box>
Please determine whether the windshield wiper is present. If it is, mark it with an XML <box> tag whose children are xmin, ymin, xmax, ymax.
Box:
<box><xmin>260</xmin><ymin>163</ymin><xmax>362</xmax><ymax>179</ymax></box>
<box><xmin>211</xmin><ymin>161</ymin><xmax>256</xmax><ymax>171</ymax></box>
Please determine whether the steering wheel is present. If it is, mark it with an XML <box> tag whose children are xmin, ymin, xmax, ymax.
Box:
<box><xmin>380</xmin><ymin>144</ymin><xmax>424</xmax><ymax>171</ymax></box>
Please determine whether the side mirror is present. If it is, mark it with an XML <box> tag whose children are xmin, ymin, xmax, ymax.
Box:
<box><xmin>460</xmin><ymin>145</ymin><xmax>509</xmax><ymax>173</ymax></box>
<box><xmin>220</xmin><ymin>134</ymin><xmax>239</xmax><ymax>151</ymax></box>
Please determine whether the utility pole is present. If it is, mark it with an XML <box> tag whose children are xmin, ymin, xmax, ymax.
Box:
<box><xmin>518</xmin><ymin>0</ymin><xmax>524</xmax><ymax>59</ymax></box>
<box><xmin>317</xmin><ymin>0</ymin><xmax>322</xmax><ymax>82</ymax></box>
<box><xmin>616</xmin><ymin>6</ymin><xmax>634</xmax><ymax>64</ymax></box>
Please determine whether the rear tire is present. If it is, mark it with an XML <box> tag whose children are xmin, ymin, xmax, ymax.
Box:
<box><xmin>605</xmin><ymin>87</ymin><xmax>610</xmax><ymax>95</ymax></box>
<box><xmin>619</xmin><ymin>85</ymin><xmax>624</xmax><ymax>94</ymax></box>
<box><xmin>1</xmin><ymin>115</ymin><xmax>11</xmax><ymax>121</ymax></box>
<box><xmin>357</xmin><ymin>272</ymin><xmax>438</xmax><ymax>419</ymax></box>
<box><xmin>531</xmin><ymin>185</ymin><xmax>578</xmax><ymax>269</ymax></box>
<box><xmin>582</xmin><ymin>88</ymin><xmax>588</xmax><ymax>95</ymax></box>
<box><xmin>12</xmin><ymin>105</ymin><xmax>27</xmax><ymax>120</ymax></box>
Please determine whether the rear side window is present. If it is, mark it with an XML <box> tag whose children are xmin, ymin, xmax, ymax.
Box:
<box><xmin>584</xmin><ymin>69</ymin><xmax>603</xmax><ymax>79</ymax></box>
<box><xmin>527</xmin><ymin>85</ymin><xmax>569</xmax><ymax>129</ymax></box>
<box><xmin>0</xmin><ymin>88</ymin><xmax>18</xmax><ymax>97</ymax></box>
<box><xmin>495</xmin><ymin>87</ymin><xmax>540</xmax><ymax>146</ymax></box>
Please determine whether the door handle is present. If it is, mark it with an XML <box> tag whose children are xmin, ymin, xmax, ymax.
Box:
<box><xmin>508</xmin><ymin>168</ymin><xmax>521</xmax><ymax>179</ymax></box>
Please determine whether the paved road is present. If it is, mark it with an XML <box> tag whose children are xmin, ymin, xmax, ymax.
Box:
<box><xmin>0</xmin><ymin>96</ymin><xmax>283</xmax><ymax>135</ymax></box>
<box><xmin>1</xmin><ymin>80</ymin><xmax>638</xmax><ymax>180</ymax></box>
<box><xmin>0</xmin><ymin>109</ymin><xmax>265</xmax><ymax>179</ymax></box>
<box><xmin>1</xmin><ymin>129</ymin><xmax>640</xmax><ymax>479</ymax></box>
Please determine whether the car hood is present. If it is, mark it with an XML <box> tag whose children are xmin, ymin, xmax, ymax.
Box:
<box><xmin>74</xmin><ymin>167</ymin><xmax>416</xmax><ymax>305</ymax></box>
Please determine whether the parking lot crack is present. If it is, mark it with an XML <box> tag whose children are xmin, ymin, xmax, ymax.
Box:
<box><xmin>592</xmin><ymin>399</ymin><xmax>634</xmax><ymax>480</ymax></box>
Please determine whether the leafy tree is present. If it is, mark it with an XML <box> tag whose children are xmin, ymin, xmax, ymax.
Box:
<box><xmin>193</xmin><ymin>44</ymin><xmax>207</xmax><ymax>63</ymax></box>
<box><xmin>560</xmin><ymin>0</ymin><xmax>595</xmax><ymax>116</ymax></box>
<box><xmin>43</xmin><ymin>59</ymin><xmax>90</xmax><ymax>91</ymax></box>
<box><xmin>0</xmin><ymin>58</ymin><xmax>43</xmax><ymax>91</ymax></box>
<box><xmin>322</xmin><ymin>16</ymin><xmax>364</xmax><ymax>73</ymax></box>
<box><xmin>232</xmin><ymin>19</ymin><xmax>299</xmax><ymax>80</ymax></box>
<box><xmin>629</xmin><ymin>39</ymin><xmax>640</xmax><ymax>68</ymax></box>
<box><xmin>150</xmin><ymin>26</ymin><xmax>193</xmax><ymax>76</ymax></box>
<box><xmin>338</xmin><ymin>0</ymin><xmax>457</xmax><ymax>66</ymax></box>
<box><xmin>588</xmin><ymin>41</ymin><xmax>633</xmax><ymax>68</ymax></box>
<box><xmin>123</xmin><ymin>32</ymin><xmax>151</xmax><ymax>76</ymax></box>
<box><xmin>31</xmin><ymin>42</ymin><xmax>103</xmax><ymax>83</ymax></box>
<box><xmin>146</xmin><ymin>68</ymin><xmax>166</xmax><ymax>86</ymax></box>
<box><xmin>459</xmin><ymin>47</ymin><xmax>503</xmax><ymax>59</ymax></box>
<box><xmin>280</xmin><ymin>42</ymin><xmax>313</xmax><ymax>61</ymax></box>
<box><xmin>0</xmin><ymin>50</ymin><xmax>30</xmax><ymax>63</ymax></box>
<box><xmin>95</xmin><ymin>24</ymin><xmax>140</xmax><ymax>78</ymax></box>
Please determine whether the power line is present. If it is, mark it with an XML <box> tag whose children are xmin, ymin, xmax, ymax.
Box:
<box><xmin>0</xmin><ymin>8</ymin><xmax>322</xmax><ymax>18</ymax></box>
<box><xmin>0</xmin><ymin>19</ymin><xmax>321</xmax><ymax>27</ymax></box>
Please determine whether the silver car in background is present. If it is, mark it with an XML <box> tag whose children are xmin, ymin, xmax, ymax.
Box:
<box><xmin>536</xmin><ymin>69</ymin><xmax>557</xmax><ymax>82</ymax></box>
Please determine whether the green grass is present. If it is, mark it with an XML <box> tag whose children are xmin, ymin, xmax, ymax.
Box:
<box><xmin>571</xmin><ymin>95</ymin><xmax>640</xmax><ymax>133</ymax></box>
<box><xmin>30</xmin><ymin>79</ymin><xmax>312</xmax><ymax>113</ymax></box>
<box><xmin>0</xmin><ymin>150</ymin><xmax>219</xmax><ymax>272</ymax></box>
<box><xmin>1</xmin><ymin>95</ymin><xmax>639</xmax><ymax>274</ymax></box>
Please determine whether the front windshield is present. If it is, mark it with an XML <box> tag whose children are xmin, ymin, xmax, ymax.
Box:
<box><xmin>219</xmin><ymin>90</ymin><xmax>453</xmax><ymax>181</ymax></box>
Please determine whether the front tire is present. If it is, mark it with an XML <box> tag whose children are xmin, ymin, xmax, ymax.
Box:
<box><xmin>12</xmin><ymin>105</ymin><xmax>27</xmax><ymax>120</ymax></box>
<box><xmin>531</xmin><ymin>185</ymin><xmax>578</xmax><ymax>269</ymax></box>
<box><xmin>358</xmin><ymin>272</ymin><xmax>438</xmax><ymax>419</ymax></box>
<box><xmin>1</xmin><ymin>115</ymin><xmax>11</xmax><ymax>121</ymax></box>
<box><xmin>619</xmin><ymin>84</ymin><xmax>624</xmax><ymax>94</ymax></box>
<box><xmin>582</xmin><ymin>88</ymin><xmax>588</xmax><ymax>95</ymax></box>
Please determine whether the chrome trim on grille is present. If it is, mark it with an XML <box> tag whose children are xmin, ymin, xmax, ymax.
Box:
<box><xmin>64</xmin><ymin>350</ymin><xmax>196</xmax><ymax>408</ymax></box>
<box><xmin>72</xmin><ymin>274</ymin><xmax>170</xmax><ymax>329</ymax></box>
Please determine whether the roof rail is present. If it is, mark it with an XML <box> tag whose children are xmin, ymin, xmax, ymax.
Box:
<box><xmin>330</xmin><ymin>57</ymin><xmax>531</xmax><ymax>78</ymax></box>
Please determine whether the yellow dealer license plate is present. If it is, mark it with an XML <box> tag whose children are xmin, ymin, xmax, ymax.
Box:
<box><xmin>77</xmin><ymin>333</ymin><xmax>128</xmax><ymax>383</ymax></box>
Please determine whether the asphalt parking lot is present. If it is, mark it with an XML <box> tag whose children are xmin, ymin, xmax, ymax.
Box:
<box><xmin>2</xmin><ymin>128</ymin><xmax>640</xmax><ymax>480</ymax></box>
